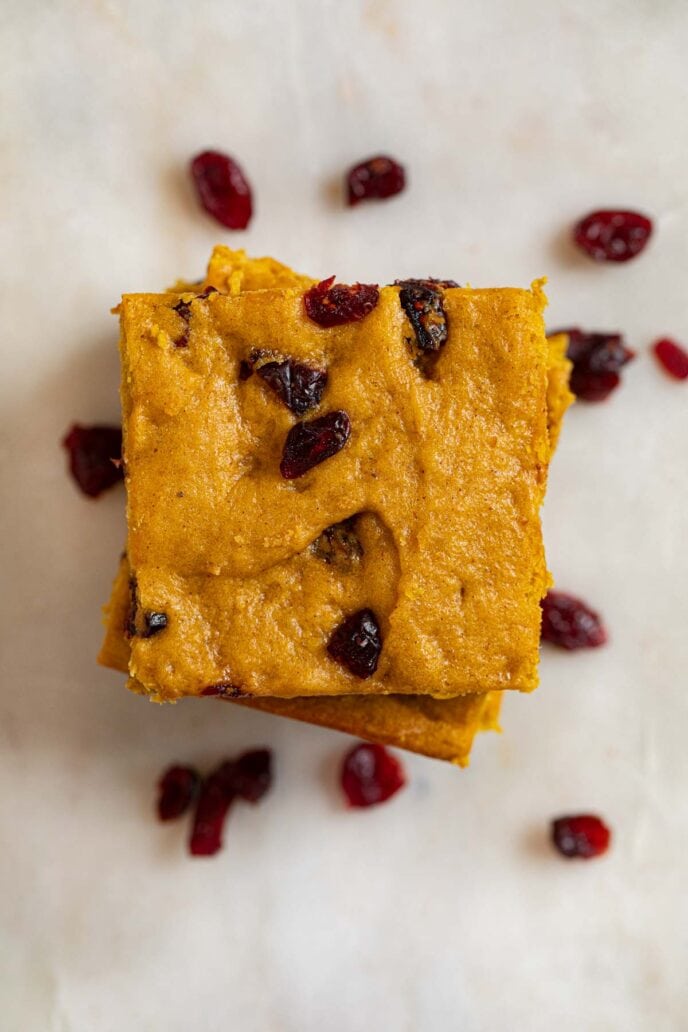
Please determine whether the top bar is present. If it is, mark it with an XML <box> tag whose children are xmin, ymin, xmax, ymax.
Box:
<box><xmin>120</xmin><ymin>258</ymin><xmax>553</xmax><ymax>701</ymax></box>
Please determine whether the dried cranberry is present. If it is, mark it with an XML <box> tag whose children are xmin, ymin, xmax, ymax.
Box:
<box><xmin>280</xmin><ymin>410</ymin><xmax>351</xmax><ymax>479</ymax></box>
<box><xmin>341</xmin><ymin>743</ymin><xmax>406</xmax><ymax>807</ymax></box>
<box><xmin>141</xmin><ymin>611</ymin><xmax>168</xmax><ymax>638</ymax></box>
<box><xmin>172</xmin><ymin>298</ymin><xmax>192</xmax><ymax>347</ymax></box>
<box><xmin>304</xmin><ymin>277</ymin><xmax>379</xmax><ymax>327</ymax></box>
<box><xmin>232</xmin><ymin>749</ymin><xmax>273</xmax><ymax>803</ymax></box>
<box><xmin>189</xmin><ymin>762</ymin><xmax>237</xmax><ymax>857</ymax></box>
<box><xmin>125</xmin><ymin>575</ymin><xmax>138</xmax><ymax>639</ymax></box>
<box><xmin>395</xmin><ymin>277</ymin><xmax>459</xmax><ymax>289</ymax></box>
<box><xmin>62</xmin><ymin>424</ymin><xmax>123</xmax><ymax>498</ymax></box>
<box><xmin>327</xmin><ymin>608</ymin><xmax>382</xmax><ymax>679</ymax></box>
<box><xmin>573</xmin><ymin>209</ymin><xmax>653</xmax><ymax>262</ymax></box>
<box><xmin>346</xmin><ymin>155</ymin><xmax>406</xmax><ymax>205</ymax></box>
<box><xmin>551</xmin><ymin>815</ymin><xmax>611</xmax><ymax>859</ymax></box>
<box><xmin>554</xmin><ymin>328</ymin><xmax>635</xmax><ymax>401</ymax></box>
<box><xmin>238</xmin><ymin>360</ymin><xmax>254</xmax><ymax>381</ymax></box>
<box><xmin>312</xmin><ymin>518</ymin><xmax>363</xmax><ymax>566</ymax></box>
<box><xmin>257</xmin><ymin>360</ymin><xmax>328</xmax><ymax>415</ymax></box>
<box><xmin>653</xmin><ymin>338</ymin><xmax>688</xmax><ymax>381</ymax></box>
<box><xmin>541</xmin><ymin>591</ymin><xmax>607</xmax><ymax>650</ymax></box>
<box><xmin>397</xmin><ymin>279</ymin><xmax>450</xmax><ymax>363</ymax></box>
<box><xmin>157</xmin><ymin>765</ymin><xmax>200</xmax><ymax>821</ymax></box>
<box><xmin>190</xmin><ymin>150</ymin><xmax>253</xmax><ymax>230</ymax></box>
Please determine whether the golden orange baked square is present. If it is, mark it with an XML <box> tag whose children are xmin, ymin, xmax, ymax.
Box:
<box><xmin>119</xmin><ymin>254</ymin><xmax>559</xmax><ymax>702</ymax></box>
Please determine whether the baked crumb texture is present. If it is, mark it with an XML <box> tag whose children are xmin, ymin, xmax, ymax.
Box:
<box><xmin>99</xmin><ymin>249</ymin><xmax>572</xmax><ymax>763</ymax></box>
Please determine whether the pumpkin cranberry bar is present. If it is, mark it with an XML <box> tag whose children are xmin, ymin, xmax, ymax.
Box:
<box><xmin>118</xmin><ymin>251</ymin><xmax>566</xmax><ymax>703</ymax></box>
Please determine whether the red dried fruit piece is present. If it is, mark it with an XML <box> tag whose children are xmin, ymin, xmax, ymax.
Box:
<box><xmin>551</xmin><ymin>815</ymin><xmax>611</xmax><ymax>859</ymax></box>
<box><xmin>346</xmin><ymin>155</ymin><xmax>406</xmax><ymax>206</ymax></box>
<box><xmin>189</xmin><ymin>761</ymin><xmax>237</xmax><ymax>857</ymax></box>
<box><xmin>304</xmin><ymin>277</ymin><xmax>379</xmax><ymax>327</ymax></box>
<box><xmin>280</xmin><ymin>410</ymin><xmax>351</xmax><ymax>479</ymax></box>
<box><xmin>341</xmin><ymin>743</ymin><xmax>406</xmax><ymax>807</ymax></box>
<box><xmin>172</xmin><ymin>298</ymin><xmax>192</xmax><ymax>348</ymax></box>
<box><xmin>653</xmin><ymin>338</ymin><xmax>688</xmax><ymax>381</ymax></box>
<box><xmin>187</xmin><ymin>751</ymin><xmax>272</xmax><ymax>856</ymax></box>
<box><xmin>541</xmin><ymin>591</ymin><xmax>607</xmax><ymax>650</ymax></box>
<box><xmin>573</xmin><ymin>209</ymin><xmax>653</xmax><ymax>262</ymax></box>
<box><xmin>157</xmin><ymin>765</ymin><xmax>200</xmax><ymax>821</ymax></box>
<box><xmin>257</xmin><ymin>360</ymin><xmax>328</xmax><ymax>415</ymax></box>
<box><xmin>396</xmin><ymin>279</ymin><xmax>451</xmax><ymax>355</ymax></box>
<box><xmin>554</xmin><ymin>328</ymin><xmax>635</xmax><ymax>402</ymax></box>
<box><xmin>190</xmin><ymin>150</ymin><xmax>253</xmax><ymax>230</ymax></box>
<box><xmin>327</xmin><ymin>608</ymin><xmax>382</xmax><ymax>679</ymax></box>
<box><xmin>125</xmin><ymin>576</ymin><xmax>138</xmax><ymax>639</ymax></box>
<box><xmin>141</xmin><ymin>611</ymin><xmax>168</xmax><ymax>638</ymax></box>
<box><xmin>62</xmin><ymin>424</ymin><xmax>123</xmax><ymax>498</ymax></box>
<box><xmin>232</xmin><ymin>749</ymin><xmax>273</xmax><ymax>803</ymax></box>
<box><xmin>312</xmin><ymin>517</ymin><xmax>363</xmax><ymax>566</ymax></box>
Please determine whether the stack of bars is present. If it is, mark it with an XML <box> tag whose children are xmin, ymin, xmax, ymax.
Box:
<box><xmin>99</xmin><ymin>247</ymin><xmax>573</xmax><ymax>765</ymax></box>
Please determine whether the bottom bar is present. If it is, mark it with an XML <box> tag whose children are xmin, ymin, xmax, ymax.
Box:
<box><xmin>99</xmin><ymin>555</ymin><xmax>500</xmax><ymax>765</ymax></box>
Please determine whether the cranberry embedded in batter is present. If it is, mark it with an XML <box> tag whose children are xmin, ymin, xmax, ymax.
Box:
<box><xmin>304</xmin><ymin>277</ymin><xmax>379</xmax><ymax>327</ymax></box>
<box><xmin>280</xmin><ymin>410</ymin><xmax>351</xmax><ymax>479</ymax></box>
<box><xmin>327</xmin><ymin>608</ymin><xmax>382</xmax><ymax>679</ymax></box>
<box><xmin>257</xmin><ymin>359</ymin><xmax>328</xmax><ymax>415</ymax></box>
<box><xmin>142</xmin><ymin>611</ymin><xmax>168</xmax><ymax>638</ymax></box>
<box><xmin>312</xmin><ymin>517</ymin><xmax>363</xmax><ymax>566</ymax></box>
<box><xmin>397</xmin><ymin>279</ymin><xmax>451</xmax><ymax>355</ymax></box>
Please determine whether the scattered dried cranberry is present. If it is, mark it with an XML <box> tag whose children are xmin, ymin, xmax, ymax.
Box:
<box><xmin>327</xmin><ymin>608</ymin><xmax>382</xmax><ymax>679</ymax></box>
<box><xmin>62</xmin><ymin>424</ymin><xmax>123</xmax><ymax>498</ymax></box>
<box><xmin>555</xmin><ymin>328</ymin><xmax>635</xmax><ymax>401</ymax></box>
<box><xmin>280</xmin><ymin>410</ymin><xmax>351</xmax><ymax>479</ymax></box>
<box><xmin>551</xmin><ymin>815</ymin><xmax>611</xmax><ymax>859</ymax></box>
<box><xmin>257</xmin><ymin>360</ymin><xmax>328</xmax><ymax>415</ymax></box>
<box><xmin>172</xmin><ymin>298</ymin><xmax>192</xmax><ymax>348</ymax></box>
<box><xmin>238</xmin><ymin>359</ymin><xmax>254</xmax><ymax>381</ymax></box>
<box><xmin>141</xmin><ymin>611</ymin><xmax>168</xmax><ymax>638</ymax></box>
<box><xmin>541</xmin><ymin>591</ymin><xmax>607</xmax><ymax>650</ymax></box>
<box><xmin>304</xmin><ymin>277</ymin><xmax>379</xmax><ymax>327</ymax></box>
<box><xmin>157</xmin><ymin>765</ymin><xmax>200</xmax><ymax>821</ymax></box>
<box><xmin>653</xmin><ymin>338</ymin><xmax>688</xmax><ymax>381</ymax></box>
<box><xmin>573</xmin><ymin>209</ymin><xmax>653</xmax><ymax>262</ymax></box>
<box><xmin>397</xmin><ymin>279</ymin><xmax>451</xmax><ymax>368</ymax></box>
<box><xmin>190</xmin><ymin>150</ymin><xmax>253</xmax><ymax>230</ymax></box>
<box><xmin>189</xmin><ymin>761</ymin><xmax>238</xmax><ymax>857</ymax></box>
<box><xmin>341</xmin><ymin>743</ymin><xmax>406</xmax><ymax>807</ymax></box>
<box><xmin>232</xmin><ymin>749</ymin><xmax>273</xmax><ymax>803</ymax></box>
<box><xmin>312</xmin><ymin>517</ymin><xmax>363</xmax><ymax>566</ymax></box>
<box><xmin>346</xmin><ymin>155</ymin><xmax>406</xmax><ymax>206</ymax></box>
